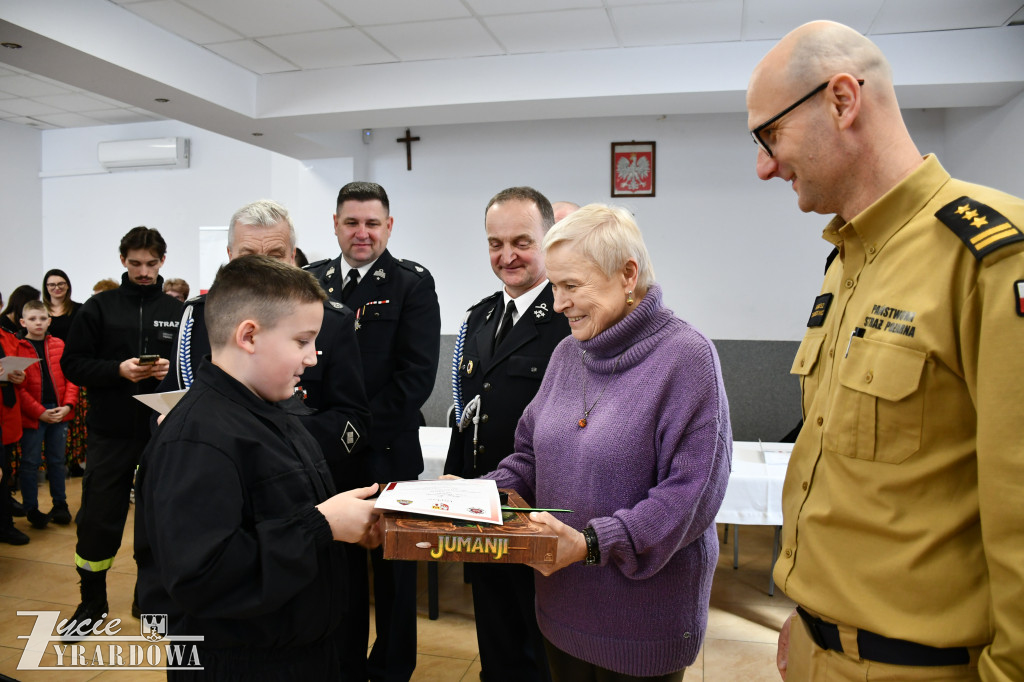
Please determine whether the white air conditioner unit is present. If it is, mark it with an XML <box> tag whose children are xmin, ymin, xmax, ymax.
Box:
<box><xmin>97</xmin><ymin>137</ymin><xmax>190</xmax><ymax>171</ymax></box>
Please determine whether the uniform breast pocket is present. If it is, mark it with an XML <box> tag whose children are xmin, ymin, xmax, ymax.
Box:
<box><xmin>824</xmin><ymin>337</ymin><xmax>926</xmax><ymax>464</ymax></box>
<box><xmin>790</xmin><ymin>332</ymin><xmax>826</xmax><ymax>418</ymax></box>
<box><xmin>357</xmin><ymin>305</ymin><xmax>399</xmax><ymax>345</ymax></box>
<box><xmin>506</xmin><ymin>355</ymin><xmax>549</xmax><ymax>380</ymax></box>
<box><xmin>250</xmin><ymin>468</ymin><xmax>315</xmax><ymax>523</ymax></box>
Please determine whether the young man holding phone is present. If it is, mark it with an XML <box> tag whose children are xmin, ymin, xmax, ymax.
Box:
<box><xmin>61</xmin><ymin>226</ymin><xmax>182</xmax><ymax>630</ymax></box>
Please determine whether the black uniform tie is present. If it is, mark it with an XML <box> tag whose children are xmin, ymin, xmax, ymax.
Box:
<box><xmin>493</xmin><ymin>300</ymin><xmax>517</xmax><ymax>351</ymax></box>
<box><xmin>341</xmin><ymin>269</ymin><xmax>360</xmax><ymax>303</ymax></box>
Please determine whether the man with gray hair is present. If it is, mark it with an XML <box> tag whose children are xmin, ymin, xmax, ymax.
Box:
<box><xmin>747</xmin><ymin>21</ymin><xmax>1024</xmax><ymax>681</ymax></box>
<box><xmin>160</xmin><ymin>200</ymin><xmax>371</xmax><ymax>492</ymax></box>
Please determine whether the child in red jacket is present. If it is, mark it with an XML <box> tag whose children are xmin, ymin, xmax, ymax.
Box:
<box><xmin>1</xmin><ymin>324</ymin><xmax>29</xmax><ymax>545</ymax></box>
<box><xmin>15</xmin><ymin>301</ymin><xmax>79</xmax><ymax>529</ymax></box>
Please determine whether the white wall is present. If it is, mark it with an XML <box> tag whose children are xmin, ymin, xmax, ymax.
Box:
<box><xmin>364</xmin><ymin>109</ymin><xmax>945</xmax><ymax>340</ymax></box>
<box><xmin>943</xmin><ymin>90</ymin><xmax>1024</xmax><ymax>197</ymax></box>
<box><xmin>36</xmin><ymin>120</ymin><xmax>352</xmax><ymax>296</ymax></box>
<box><xmin>0</xmin><ymin>120</ymin><xmax>42</xmax><ymax>302</ymax></box>
<box><xmin>6</xmin><ymin>95</ymin><xmax>1022</xmax><ymax>340</ymax></box>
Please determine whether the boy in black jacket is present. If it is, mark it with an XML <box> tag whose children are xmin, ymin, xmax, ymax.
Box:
<box><xmin>135</xmin><ymin>255</ymin><xmax>381</xmax><ymax>679</ymax></box>
<box><xmin>61</xmin><ymin>226</ymin><xmax>182</xmax><ymax>627</ymax></box>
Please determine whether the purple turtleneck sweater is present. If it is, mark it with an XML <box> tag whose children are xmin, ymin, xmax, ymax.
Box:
<box><xmin>487</xmin><ymin>283</ymin><xmax>732</xmax><ymax>676</ymax></box>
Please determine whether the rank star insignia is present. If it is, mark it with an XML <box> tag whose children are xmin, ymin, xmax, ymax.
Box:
<box><xmin>325</xmin><ymin>266</ymin><xmax>335</xmax><ymax>279</ymax></box>
<box><xmin>937</xmin><ymin>196</ymin><xmax>1024</xmax><ymax>261</ymax></box>
<box><xmin>415</xmin><ymin>265</ymin><xmax>424</xmax><ymax>272</ymax></box>
<box><xmin>373</xmin><ymin>268</ymin><xmax>386</xmax><ymax>280</ymax></box>
<box><xmin>341</xmin><ymin>421</ymin><xmax>360</xmax><ymax>453</ymax></box>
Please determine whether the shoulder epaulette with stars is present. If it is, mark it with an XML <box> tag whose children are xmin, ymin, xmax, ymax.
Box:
<box><xmin>466</xmin><ymin>291</ymin><xmax>501</xmax><ymax>313</ymax></box>
<box><xmin>395</xmin><ymin>258</ymin><xmax>429</xmax><ymax>277</ymax></box>
<box><xmin>935</xmin><ymin>196</ymin><xmax>1024</xmax><ymax>261</ymax></box>
<box><xmin>303</xmin><ymin>258</ymin><xmax>330</xmax><ymax>271</ymax></box>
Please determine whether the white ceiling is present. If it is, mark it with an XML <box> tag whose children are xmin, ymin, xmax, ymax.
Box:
<box><xmin>1</xmin><ymin>0</ymin><xmax>1023</xmax><ymax>158</ymax></box>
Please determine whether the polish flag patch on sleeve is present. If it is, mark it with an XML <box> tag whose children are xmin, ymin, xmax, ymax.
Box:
<box><xmin>1016</xmin><ymin>280</ymin><xmax>1024</xmax><ymax>317</ymax></box>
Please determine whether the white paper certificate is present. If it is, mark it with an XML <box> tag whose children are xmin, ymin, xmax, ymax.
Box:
<box><xmin>0</xmin><ymin>356</ymin><xmax>40</xmax><ymax>381</ymax></box>
<box><xmin>133</xmin><ymin>389</ymin><xmax>188</xmax><ymax>414</ymax></box>
<box><xmin>375</xmin><ymin>479</ymin><xmax>503</xmax><ymax>525</ymax></box>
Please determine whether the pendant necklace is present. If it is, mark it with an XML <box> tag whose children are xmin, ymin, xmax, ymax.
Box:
<box><xmin>578</xmin><ymin>349</ymin><xmax>623</xmax><ymax>428</ymax></box>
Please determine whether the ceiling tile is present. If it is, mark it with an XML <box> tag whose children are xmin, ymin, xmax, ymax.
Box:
<box><xmin>871</xmin><ymin>0</ymin><xmax>1024</xmax><ymax>33</ymax></box>
<box><xmin>0</xmin><ymin>98</ymin><xmax>65</xmax><ymax>116</ymax></box>
<box><xmin>611</xmin><ymin>1</ymin><xmax>743</xmax><ymax>47</ymax></box>
<box><xmin>125</xmin><ymin>0</ymin><xmax>242</xmax><ymax>44</ymax></box>
<box><xmin>206</xmin><ymin>40</ymin><xmax>299</xmax><ymax>74</ymax></box>
<box><xmin>484</xmin><ymin>9</ymin><xmax>617</xmax><ymax>53</ymax></box>
<box><xmin>743</xmin><ymin>0</ymin><xmax>884</xmax><ymax>40</ymax></box>
<box><xmin>260</xmin><ymin>29</ymin><xmax>397</xmax><ymax>68</ymax></box>
<box><xmin>1</xmin><ymin>116</ymin><xmax>58</xmax><ymax>129</ymax></box>
<box><xmin>179</xmin><ymin>0</ymin><xmax>349</xmax><ymax>38</ymax></box>
<box><xmin>32</xmin><ymin>112</ymin><xmax>105</xmax><ymax>127</ymax></box>
<box><xmin>464</xmin><ymin>0</ymin><xmax>602</xmax><ymax>16</ymax></box>
<box><xmin>0</xmin><ymin>76</ymin><xmax>72</xmax><ymax>98</ymax></box>
<box><xmin>323</xmin><ymin>0</ymin><xmax>471</xmax><ymax>25</ymax></box>
<box><xmin>33</xmin><ymin>92</ymin><xmax>118</xmax><ymax>112</ymax></box>
<box><xmin>367</xmin><ymin>19</ymin><xmax>503</xmax><ymax>61</ymax></box>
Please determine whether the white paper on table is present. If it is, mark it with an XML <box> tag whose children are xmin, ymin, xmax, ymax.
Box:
<box><xmin>375</xmin><ymin>479</ymin><xmax>503</xmax><ymax>525</ymax></box>
<box><xmin>759</xmin><ymin>441</ymin><xmax>794</xmax><ymax>466</ymax></box>
<box><xmin>133</xmin><ymin>389</ymin><xmax>188</xmax><ymax>414</ymax></box>
<box><xmin>0</xmin><ymin>356</ymin><xmax>40</xmax><ymax>381</ymax></box>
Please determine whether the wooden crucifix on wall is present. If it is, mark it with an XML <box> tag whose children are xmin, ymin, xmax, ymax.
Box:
<box><xmin>396</xmin><ymin>128</ymin><xmax>420</xmax><ymax>170</ymax></box>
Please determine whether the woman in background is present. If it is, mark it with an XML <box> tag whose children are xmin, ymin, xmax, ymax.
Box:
<box><xmin>43</xmin><ymin>270</ymin><xmax>87</xmax><ymax>476</ymax></box>
<box><xmin>1</xmin><ymin>285</ymin><xmax>41</xmax><ymax>335</ymax></box>
<box><xmin>487</xmin><ymin>204</ymin><xmax>732</xmax><ymax>681</ymax></box>
<box><xmin>42</xmin><ymin>269</ymin><xmax>82</xmax><ymax>341</ymax></box>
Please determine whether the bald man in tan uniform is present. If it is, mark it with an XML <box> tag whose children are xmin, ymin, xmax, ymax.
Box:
<box><xmin>747</xmin><ymin>21</ymin><xmax>1024</xmax><ymax>682</ymax></box>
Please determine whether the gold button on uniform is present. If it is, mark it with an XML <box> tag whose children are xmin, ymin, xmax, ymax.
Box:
<box><xmin>845</xmin><ymin>279</ymin><xmax>854</xmax><ymax>288</ymax></box>
<box><xmin>865</xmin><ymin>371</ymin><xmax>873</xmax><ymax>383</ymax></box>
<box><xmin>802</xmin><ymin>481</ymin><xmax>808</xmax><ymax>491</ymax></box>
<box><xmin>816</xmin><ymin>416</ymin><xmax>823</xmax><ymax>426</ymax></box>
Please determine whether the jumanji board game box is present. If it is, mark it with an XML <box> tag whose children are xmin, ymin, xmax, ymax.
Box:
<box><xmin>381</xmin><ymin>489</ymin><xmax>559</xmax><ymax>565</ymax></box>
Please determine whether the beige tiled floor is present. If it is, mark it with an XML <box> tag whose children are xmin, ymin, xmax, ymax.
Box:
<box><xmin>1</xmin><ymin>477</ymin><xmax>793</xmax><ymax>680</ymax></box>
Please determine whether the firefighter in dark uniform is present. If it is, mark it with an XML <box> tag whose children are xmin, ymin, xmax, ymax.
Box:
<box><xmin>61</xmin><ymin>226</ymin><xmax>181</xmax><ymax>629</ymax></box>
<box><xmin>159</xmin><ymin>200</ymin><xmax>371</xmax><ymax>490</ymax></box>
<box><xmin>306</xmin><ymin>181</ymin><xmax>440</xmax><ymax>682</ymax></box>
<box><xmin>445</xmin><ymin>187</ymin><xmax>571</xmax><ymax>682</ymax></box>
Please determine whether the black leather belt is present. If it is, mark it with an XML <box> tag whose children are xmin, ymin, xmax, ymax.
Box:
<box><xmin>795</xmin><ymin>607</ymin><xmax>970</xmax><ymax>667</ymax></box>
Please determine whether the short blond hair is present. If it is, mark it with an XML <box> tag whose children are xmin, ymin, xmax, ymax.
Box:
<box><xmin>541</xmin><ymin>204</ymin><xmax>655</xmax><ymax>290</ymax></box>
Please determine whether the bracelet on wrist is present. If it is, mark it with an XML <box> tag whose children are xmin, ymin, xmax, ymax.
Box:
<box><xmin>582</xmin><ymin>526</ymin><xmax>600</xmax><ymax>566</ymax></box>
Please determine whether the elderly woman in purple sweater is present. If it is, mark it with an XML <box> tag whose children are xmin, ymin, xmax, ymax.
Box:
<box><xmin>486</xmin><ymin>204</ymin><xmax>732</xmax><ymax>681</ymax></box>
